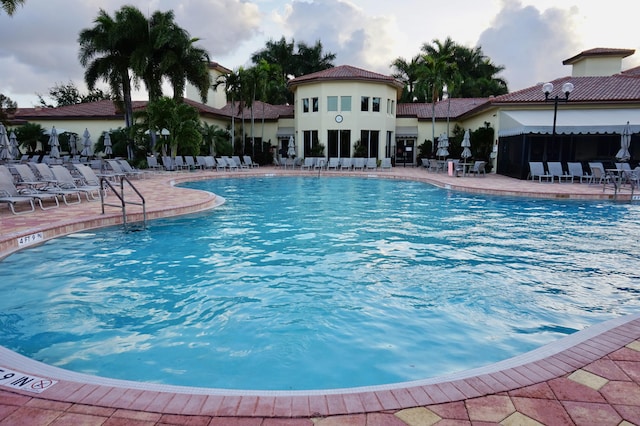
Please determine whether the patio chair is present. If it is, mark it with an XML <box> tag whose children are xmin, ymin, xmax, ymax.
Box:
<box><xmin>547</xmin><ymin>162</ymin><xmax>573</xmax><ymax>183</ymax></box>
<box><xmin>353</xmin><ymin>157</ymin><xmax>365</xmax><ymax>171</ymax></box>
<box><xmin>231</xmin><ymin>156</ymin><xmax>248</xmax><ymax>169</ymax></box>
<box><xmin>29</xmin><ymin>163</ymin><xmax>82</xmax><ymax>205</ymax></box>
<box><xmin>203</xmin><ymin>156</ymin><xmax>216</xmax><ymax>169</ymax></box>
<box><xmin>340</xmin><ymin>158</ymin><xmax>352</xmax><ymax>170</ymax></box>
<box><xmin>327</xmin><ymin>157</ymin><xmax>340</xmax><ymax>170</ymax></box>
<box><xmin>301</xmin><ymin>157</ymin><xmax>315</xmax><ymax>170</ymax></box>
<box><xmin>380</xmin><ymin>158</ymin><xmax>392</xmax><ymax>170</ymax></box>
<box><xmin>117</xmin><ymin>159</ymin><xmax>146</xmax><ymax>179</ymax></box>
<box><xmin>215</xmin><ymin>157</ymin><xmax>228</xmax><ymax>171</ymax></box>
<box><xmin>588</xmin><ymin>162</ymin><xmax>610</xmax><ymax>185</ymax></box>
<box><xmin>0</xmin><ymin>165</ymin><xmax>36</xmax><ymax>214</ymax></box>
<box><xmin>50</xmin><ymin>165</ymin><xmax>102</xmax><ymax>201</ymax></box>
<box><xmin>73</xmin><ymin>163</ymin><xmax>102</xmax><ymax>186</ymax></box>
<box><xmin>184</xmin><ymin>156</ymin><xmax>197</xmax><ymax>170</ymax></box>
<box><xmin>226</xmin><ymin>157</ymin><xmax>241</xmax><ymax>171</ymax></box>
<box><xmin>0</xmin><ymin>165</ymin><xmax>59</xmax><ymax>210</ymax></box>
<box><xmin>528</xmin><ymin>162</ymin><xmax>553</xmax><ymax>182</ymax></box>
<box><xmin>161</xmin><ymin>156</ymin><xmax>175</xmax><ymax>171</ymax></box>
<box><xmin>173</xmin><ymin>156</ymin><xmax>188</xmax><ymax>171</ymax></box>
<box><xmin>567</xmin><ymin>162</ymin><xmax>590</xmax><ymax>183</ymax></box>
<box><xmin>428</xmin><ymin>159</ymin><xmax>444</xmax><ymax>173</ymax></box>
<box><xmin>365</xmin><ymin>158</ymin><xmax>377</xmax><ymax>170</ymax></box>
<box><xmin>467</xmin><ymin>161</ymin><xmax>486</xmax><ymax>177</ymax></box>
<box><xmin>243</xmin><ymin>155</ymin><xmax>259</xmax><ymax>168</ymax></box>
<box><xmin>146</xmin><ymin>156</ymin><xmax>163</xmax><ymax>171</ymax></box>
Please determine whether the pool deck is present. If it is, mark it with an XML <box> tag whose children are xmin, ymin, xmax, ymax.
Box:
<box><xmin>1</xmin><ymin>166</ymin><xmax>640</xmax><ymax>426</ymax></box>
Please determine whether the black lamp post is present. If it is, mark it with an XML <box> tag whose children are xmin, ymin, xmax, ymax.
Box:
<box><xmin>542</xmin><ymin>81</ymin><xmax>574</xmax><ymax>161</ymax></box>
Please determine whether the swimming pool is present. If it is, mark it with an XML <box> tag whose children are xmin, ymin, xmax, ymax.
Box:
<box><xmin>1</xmin><ymin>176</ymin><xmax>639</xmax><ymax>390</ymax></box>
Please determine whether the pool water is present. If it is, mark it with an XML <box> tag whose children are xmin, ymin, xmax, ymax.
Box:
<box><xmin>1</xmin><ymin>177</ymin><xmax>640</xmax><ymax>390</ymax></box>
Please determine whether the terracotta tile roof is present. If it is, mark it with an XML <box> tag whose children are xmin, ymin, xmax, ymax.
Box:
<box><xmin>491</xmin><ymin>73</ymin><xmax>640</xmax><ymax>104</ymax></box>
<box><xmin>288</xmin><ymin>65</ymin><xmax>404</xmax><ymax>90</ymax></box>
<box><xmin>397</xmin><ymin>98</ymin><xmax>490</xmax><ymax>119</ymax></box>
<box><xmin>562</xmin><ymin>47</ymin><xmax>635</xmax><ymax>65</ymax></box>
<box><xmin>15</xmin><ymin>99</ymin><xmax>147</xmax><ymax>119</ymax></box>
<box><xmin>218</xmin><ymin>100</ymin><xmax>294</xmax><ymax>120</ymax></box>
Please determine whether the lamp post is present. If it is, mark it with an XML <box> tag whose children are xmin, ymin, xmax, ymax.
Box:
<box><xmin>542</xmin><ymin>81</ymin><xmax>574</xmax><ymax>161</ymax></box>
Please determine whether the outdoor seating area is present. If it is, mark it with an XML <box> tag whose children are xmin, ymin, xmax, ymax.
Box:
<box><xmin>526</xmin><ymin>161</ymin><xmax>639</xmax><ymax>190</ymax></box>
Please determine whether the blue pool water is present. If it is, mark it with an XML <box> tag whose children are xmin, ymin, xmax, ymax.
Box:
<box><xmin>1</xmin><ymin>177</ymin><xmax>640</xmax><ymax>390</ymax></box>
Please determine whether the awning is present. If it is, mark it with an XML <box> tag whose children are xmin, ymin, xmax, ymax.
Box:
<box><xmin>396</xmin><ymin>126</ymin><xmax>418</xmax><ymax>138</ymax></box>
<box><xmin>276</xmin><ymin>127</ymin><xmax>295</xmax><ymax>137</ymax></box>
<box><xmin>498</xmin><ymin>109</ymin><xmax>640</xmax><ymax>137</ymax></box>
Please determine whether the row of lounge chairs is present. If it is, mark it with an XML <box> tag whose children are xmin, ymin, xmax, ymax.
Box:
<box><xmin>151</xmin><ymin>155</ymin><xmax>260</xmax><ymax>172</ymax></box>
<box><xmin>528</xmin><ymin>161</ymin><xmax>640</xmax><ymax>185</ymax></box>
<box><xmin>287</xmin><ymin>157</ymin><xmax>392</xmax><ymax>171</ymax></box>
<box><xmin>0</xmin><ymin>163</ymin><xmax>105</xmax><ymax>215</ymax></box>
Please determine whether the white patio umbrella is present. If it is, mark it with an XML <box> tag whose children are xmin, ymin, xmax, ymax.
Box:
<box><xmin>461</xmin><ymin>129</ymin><xmax>472</xmax><ymax>160</ymax></box>
<box><xmin>48</xmin><ymin>126</ymin><xmax>61</xmax><ymax>159</ymax></box>
<box><xmin>103</xmin><ymin>132</ymin><xmax>112</xmax><ymax>157</ymax></box>
<box><xmin>81</xmin><ymin>128</ymin><xmax>92</xmax><ymax>156</ymax></box>
<box><xmin>0</xmin><ymin>124</ymin><xmax>10</xmax><ymax>160</ymax></box>
<box><xmin>68</xmin><ymin>134</ymin><xmax>77</xmax><ymax>156</ymax></box>
<box><xmin>9</xmin><ymin>131</ymin><xmax>19</xmax><ymax>159</ymax></box>
<box><xmin>287</xmin><ymin>135</ymin><xmax>296</xmax><ymax>157</ymax></box>
<box><xmin>616</xmin><ymin>121</ymin><xmax>632</xmax><ymax>161</ymax></box>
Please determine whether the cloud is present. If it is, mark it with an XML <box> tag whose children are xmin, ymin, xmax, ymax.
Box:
<box><xmin>277</xmin><ymin>0</ymin><xmax>401</xmax><ymax>73</ymax></box>
<box><xmin>477</xmin><ymin>0</ymin><xmax>580</xmax><ymax>91</ymax></box>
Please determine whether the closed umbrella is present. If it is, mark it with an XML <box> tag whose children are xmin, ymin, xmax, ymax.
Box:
<box><xmin>81</xmin><ymin>128</ymin><xmax>92</xmax><ymax>156</ymax></box>
<box><xmin>48</xmin><ymin>127</ymin><xmax>60</xmax><ymax>159</ymax></box>
<box><xmin>104</xmin><ymin>132</ymin><xmax>112</xmax><ymax>157</ymax></box>
<box><xmin>9</xmin><ymin>131</ymin><xmax>19</xmax><ymax>159</ymax></box>
<box><xmin>461</xmin><ymin>129</ymin><xmax>472</xmax><ymax>160</ymax></box>
<box><xmin>616</xmin><ymin>121</ymin><xmax>632</xmax><ymax>161</ymax></box>
<box><xmin>0</xmin><ymin>124</ymin><xmax>10</xmax><ymax>160</ymax></box>
<box><xmin>287</xmin><ymin>135</ymin><xmax>296</xmax><ymax>158</ymax></box>
<box><xmin>68</xmin><ymin>134</ymin><xmax>77</xmax><ymax>156</ymax></box>
<box><xmin>436</xmin><ymin>133</ymin><xmax>449</xmax><ymax>159</ymax></box>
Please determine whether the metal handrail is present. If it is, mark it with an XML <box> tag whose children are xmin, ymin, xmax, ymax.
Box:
<box><xmin>100</xmin><ymin>176</ymin><xmax>146</xmax><ymax>229</ymax></box>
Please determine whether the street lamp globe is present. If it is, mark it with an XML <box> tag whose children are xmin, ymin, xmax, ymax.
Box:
<box><xmin>561</xmin><ymin>82</ymin><xmax>574</xmax><ymax>96</ymax></box>
<box><xmin>542</xmin><ymin>82</ymin><xmax>554</xmax><ymax>96</ymax></box>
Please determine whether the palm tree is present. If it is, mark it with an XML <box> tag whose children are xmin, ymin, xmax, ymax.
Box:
<box><xmin>295</xmin><ymin>40</ymin><xmax>336</xmax><ymax>76</ymax></box>
<box><xmin>1</xmin><ymin>0</ymin><xmax>24</xmax><ymax>15</ymax></box>
<box><xmin>251</xmin><ymin>36</ymin><xmax>296</xmax><ymax>83</ymax></box>
<box><xmin>391</xmin><ymin>54</ymin><xmax>424</xmax><ymax>102</ymax></box>
<box><xmin>78</xmin><ymin>6</ymin><xmax>147</xmax><ymax>129</ymax></box>
<box><xmin>213</xmin><ymin>69</ymin><xmax>242</xmax><ymax>150</ymax></box>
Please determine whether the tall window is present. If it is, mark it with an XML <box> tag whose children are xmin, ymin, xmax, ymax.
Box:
<box><xmin>303</xmin><ymin>130</ymin><xmax>319</xmax><ymax>157</ymax></box>
<box><xmin>372</xmin><ymin>97</ymin><xmax>380</xmax><ymax>112</ymax></box>
<box><xmin>327</xmin><ymin>96</ymin><xmax>338</xmax><ymax>111</ymax></box>
<box><xmin>361</xmin><ymin>96</ymin><xmax>369</xmax><ymax>112</ymax></box>
<box><xmin>327</xmin><ymin>130</ymin><xmax>351</xmax><ymax>158</ymax></box>
<box><xmin>360</xmin><ymin>130</ymin><xmax>380</xmax><ymax>158</ymax></box>
<box><xmin>340</xmin><ymin>96</ymin><xmax>351</xmax><ymax>111</ymax></box>
<box><xmin>302</xmin><ymin>98</ymin><xmax>309</xmax><ymax>113</ymax></box>
<box><xmin>312</xmin><ymin>97</ymin><xmax>319</xmax><ymax>112</ymax></box>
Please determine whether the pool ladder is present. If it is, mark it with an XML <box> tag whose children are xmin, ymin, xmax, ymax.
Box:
<box><xmin>100</xmin><ymin>176</ymin><xmax>147</xmax><ymax>230</ymax></box>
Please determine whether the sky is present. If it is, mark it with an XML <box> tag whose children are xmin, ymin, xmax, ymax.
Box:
<box><xmin>1</xmin><ymin>0</ymin><xmax>639</xmax><ymax>108</ymax></box>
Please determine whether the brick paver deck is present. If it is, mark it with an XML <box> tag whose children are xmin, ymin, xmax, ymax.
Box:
<box><xmin>1</xmin><ymin>166</ymin><xmax>639</xmax><ymax>425</ymax></box>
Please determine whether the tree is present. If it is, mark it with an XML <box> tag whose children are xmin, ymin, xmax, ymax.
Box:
<box><xmin>213</xmin><ymin>69</ymin><xmax>242</xmax><ymax>150</ymax></box>
<box><xmin>0</xmin><ymin>94</ymin><xmax>17</xmax><ymax>126</ymax></box>
<box><xmin>294</xmin><ymin>40</ymin><xmax>336</xmax><ymax>76</ymax></box>
<box><xmin>78</xmin><ymin>6</ymin><xmax>148</xmax><ymax>129</ymax></box>
<box><xmin>13</xmin><ymin>122</ymin><xmax>44</xmax><ymax>154</ymax></box>
<box><xmin>145</xmin><ymin>97</ymin><xmax>202</xmax><ymax>157</ymax></box>
<box><xmin>200</xmin><ymin>122</ymin><xmax>229</xmax><ymax>156</ymax></box>
<box><xmin>36</xmin><ymin>81</ymin><xmax>112</xmax><ymax>108</ymax></box>
<box><xmin>1</xmin><ymin>0</ymin><xmax>24</xmax><ymax>15</ymax></box>
<box><xmin>391</xmin><ymin>54</ymin><xmax>424</xmax><ymax>102</ymax></box>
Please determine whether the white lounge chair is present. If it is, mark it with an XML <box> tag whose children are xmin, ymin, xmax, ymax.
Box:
<box><xmin>567</xmin><ymin>162</ymin><xmax>590</xmax><ymax>183</ymax></box>
<box><xmin>50</xmin><ymin>165</ymin><xmax>102</xmax><ymax>201</ymax></box>
<box><xmin>0</xmin><ymin>165</ymin><xmax>59</xmax><ymax>210</ymax></box>
<box><xmin>301</xmin><ymin>158</ymin><xmax>315</xmax><ymax>170</ymax></box>
<box><xmin>467</xmin><ymin>161</ymin><xmax>486</xmax><ymax>177</ymax></box>
<box><xmin>327</xmin><ymin>157</ymin><xmax>340</xmax><ymax>170</ymax></box>
<box><xmin>365</xmin><ymin>157</ymin><xmax>377</xmax><ymax>170</ymax></box>
<box><xmin>528</xmin><ymin>162</ymin><xmax>553</xmax><ymax>182</ymax></box>
<box><xmin>29</xmin><ymin>163</ymin><xmax>82</xmax><ymax>205</ymax></box>
<box><xmin>243</xmin><ymin>155</ymin><xmax>259</xmax><ymax>168</ymax></box>
<box><xmin>353</xmin><ymin>157</ymin><xmax>365</xmax><ymax>170</ymax></box>
<box><xmin>547</xmin><ymin>162</ymin><xmax>573</xmax><ymax>183</ymax></box>
<box><xmin>340</xmin><ymin>158</ymin><xmax>352</xmax><ymax>170</ymax></box>
<box><xmin>380</xmin><ymin>158</ymin><xmax>392</xmax><ymax>170</ymax></box>
<box><xmin>0</xmin><ymin>165</ymin><xmax>36</xmax><ymax>214</ymax></box>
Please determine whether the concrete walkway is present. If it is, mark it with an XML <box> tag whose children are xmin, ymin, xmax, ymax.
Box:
<box><xmin>1</xmin><ymin>166</ymin><xmax>639</xmax><ymax>426</ymax></box>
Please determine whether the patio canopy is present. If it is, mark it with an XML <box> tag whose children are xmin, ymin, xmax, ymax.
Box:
<box><xmin>395</xmin><ymin>126</ymin><xmax>418</xmax><ymax>138</ymax></box>
<box><xmin>498</xmin><ymin>109</ymin><xmax>640</xmax><ymax>137</ymax></box>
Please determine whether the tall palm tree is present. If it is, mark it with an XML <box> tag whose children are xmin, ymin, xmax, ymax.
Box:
<box><xmin>295</xmin><ymin>40</ymin><xmax>336</xmax><ymax>76</ymax></box>
<box><xmin>213</xmin><ymin>69</ymin><xmax>242</xmax><ymax>150</ymax></box>
<box><xmin>1</xmin><ymin>0</ymin><xmax>24</xmax><ymax>15</ymax></box>
<box><xmin>78</xmin><ymin>6</ymin><xmax>147</xmax><ymax>129</ymax></box>
<box><xmin>251</xmin><ymin>36</ymin><xmax>296</xmax><ymax>83</ymax></box>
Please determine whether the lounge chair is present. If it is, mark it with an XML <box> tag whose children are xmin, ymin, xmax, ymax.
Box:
<box><xmin>173</xmin><ymin>156</ymin><xmax>188</xmax><ymax>171</ymax></box>
<box><xmin>428</xmin><ymin>159</ymin><xmax>444</xmax><ymax>173</ymax></box>
<box><xmin>195</xmin><ymin>156</ymin><xmax>207</xmax><ymax>169</ymax></box>
<box><xmin>327</xmin><ymin>157</ymin><xmax>340</xmax><ymax>170</ymax></box>
<box><xmin>117</xmin><ymin>159</ymin><xmax>146</xmax><ymax>179</ymax></box>
<box><xmin>353</xmin><ymin>157</ymin><xmax>365</xmax><ymax>171</ymax></box>
<box><xmin>162</xmin><ymin>156</ymin><xmax>175</xmax><ymax>171</ymax></box>
<box><xmin>146</xmin><ymin>156</ymin><xmax>163</xmax><ymax>171</ymax></box>
<box><xmin>365</xmin><ymin>157</ymin><xmax>377</xmax><ymax>170</ymax></box>
<box><xmin>73</xmin><ymin>163</ymin><xmax>102</xmax><ymax>187</ymax></box>
<box><xmin>204</xmin><ymin>156</ymin><xmax>216</xmax><ymax>169</ymax></box>
<box><xmin>243</xmin><ymin>155</ymin><xmax>259</xmax><ymax>168</ymax></box>
<box><xmin>29</xmin><ymin>163</ymin><xmax>82</xmax><ymax>205</ymax></box>
<box><xmin>467</xmin><ymin>161</ymin><xmax>486</xmax><ymax>177</ymax></box>
<box><xmin>340</xmin><ymin>158</ymin><xmax>352</xmax><ymax>170</ymax></box>
<box><xmin>301</xmin><ymin>157</ymin><xmax>315</xmax><ymax>170</ymax></box>
<box><xmin>588</xmin><ymin>162</ymin><xmax>610</xmax><ymax>185</ymax></box>
<box><xmin>0</xmin><ymin>165</ymin><xmax>59</xmax><ymax>210</ymax></box>
<box><xmin>380</xmin><ymin>158</ymin><xmax>392</xmax><ymax>170</ymax></box>
<box><xmin>547</xmin><ymin>162</ymin><xmax>573</xmax><ymax>183</ymax></box>
<box><xmin>313</xmin><ymin>158</ymin><xmax>325</xmax><ymax>170</ymax></box>
<box><xmin>567</xmin><ymin>162</ymin><xmax>590</xmax><ymax>183</ymax></box>
<box><xmin>528</xmin><ymin>162</ymin><xmax>553</xmax><ymax>182</ymax></box>
<box><xmin>226</xmin><ymin>157</ymin><xmax>241</xmax><ymax>171</ymax></box>
<box><xmin>232</xmin><ymin>156</ymin><xmax>248</xmax><ymax>169</ymax></box>
<box><xmin>184</xmin><ymin>156</ymin><xmax>197</xmax><ymax>170</ymax></box>
<box><xmin>50</xmin><ymin>165</ymin><xmax>102</xmax><ymax>201</ymax></box>
<box><xmin>0</xmin><ymin>165</ymin><xmax>36</xmax><ymax>214</ymax></box>
<box><xmin>215</xmin><ymin>157</ymin><xmax>228</xmax><ymax>171</ymax></box>
<box><xmin>12</xmin><ymin>163</ymin><xmax>47</xmax><ymax>189</ymax></box>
